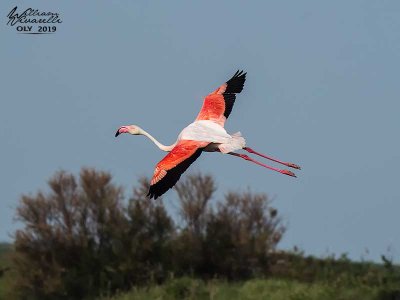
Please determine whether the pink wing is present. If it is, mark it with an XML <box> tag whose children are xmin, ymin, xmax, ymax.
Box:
<box><xmin>147</xmin><ymin>140</ymin><xmax>209</xmax><ymax>199</ymax></box>
<box><xmin>195</xmin><ymin>70</ymin><xmax>246</xmax><ymax>127</ymax></box>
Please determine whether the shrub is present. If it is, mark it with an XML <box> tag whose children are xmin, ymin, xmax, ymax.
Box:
<box><xmin>172</xmin><ymin>173</ymin><xmax>285</xmax><ymax>279</ymax></box>
<box><xmin>12</xmin><ymin>169</ymin><xmax>174</xmax><ymax>299</ymax></box>
<box><xmin>12</xmin><ymin>169</ymin><xmax>285</xmax><ymax>299</ymax></box>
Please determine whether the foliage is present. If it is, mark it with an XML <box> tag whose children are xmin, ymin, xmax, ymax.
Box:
<box><xmin>11</xmin><ymin>169</ymin><xmax>173</xmax><ymax>299</ymax></box>
<box><xmin>12</xmin><ymin>169</ymin><xmax>129</xmax><ymax>299</ymax></box>
<box><xmin>0</xmin><ymin>243</ymin><xmax>14</xmax><ymax>299</ymax></box>
<box><xmin>101</xmin><ymin>278</ymin><xmax>384</xmax><ymax>300</ymax></box>
<box><xmin>119</xmin><ymin>177</ymin><xmax>175</xmax><ymax>285</ymax></box>
<box><xmin>10</xmin><ymin>168</ymin><xmax>399</xmax><ymax>299</ymax></box>
<box><xmin>204</xmin><ymin>190</ymin><xmax>284</xmax><ymax>279</ymax></box>
<box><xmin>0</xmin><ymin>242</ymin><xmax>12</xmax><ymax>275</ymax></box>
<box><xmin>268</xmin><ymin>249</ymin><xmax>400</xmax><ymax>288</ymax></box>
<box><xmin>172</xmin><ymin>174</ymin><xmax>285</xmax><ymax>280</ymax></box>
<box><xmin>11</xmin><ymin>169</ymin><xmax>284</xmax><ymax>299</ymax></box>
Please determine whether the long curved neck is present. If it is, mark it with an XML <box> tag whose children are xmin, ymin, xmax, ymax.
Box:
<box><xmin>140</xmin><ymin>128</ymin><xmax>176</xmax><ymax>152</ymax></box>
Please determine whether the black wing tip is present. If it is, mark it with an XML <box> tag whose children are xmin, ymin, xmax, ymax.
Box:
<box><xmin>225</xmin><ymin>69</ymin><xmax>247</xmax><ymax>94</ymax></box>
<box><xmin>233</xmin><ymin>69</ymin><xmax>247</xmax><ymax>78</ymax></box>
<box><xmin>147</xmin><ymin>189</ymin><xmax>158</xmax><ymax>200</ymax></box>
<box><xmin>146</xmin><ymin>176</ymin><xmax>177</xmax><ymax>200</ymax></box>
<box><xmin>232</xmin><ymin>70</ymin><xmax>247</xmax><ymax>79</ymax></box>
<box><xmin>147</xmin><ymin>179</ymin><xmax>169</xmax><ymax>200</ymax></box>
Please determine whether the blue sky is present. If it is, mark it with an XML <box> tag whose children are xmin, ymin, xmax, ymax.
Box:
<box><xmin>1</xmin><ymin>1</ymin><xmax>399</xmax><ymax>262</ymax></box>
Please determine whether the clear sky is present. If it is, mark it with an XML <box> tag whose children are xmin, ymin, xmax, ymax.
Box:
<box><xmin>1</xmin><ymin>1</ymin><xmax>399</xmax><ymax>262</ymax></box>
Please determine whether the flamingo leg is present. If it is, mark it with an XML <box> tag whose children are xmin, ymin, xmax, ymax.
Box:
<box><xmin>243</xmin><ymin>147</ymin><xmax>301</xmax><ymax>170</ymax></box>
<box><xmin>228</xmin><ymin>153</ymin><xmax>297</xmax><ymax>177</ymax></box>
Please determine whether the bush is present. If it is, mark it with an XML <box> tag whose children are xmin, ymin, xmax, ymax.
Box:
<box><xmin>172</xmin><ymin>173</ymin><xmax>285</xmax><ymax>279</ymax></box>
<box><xmin>165</xmin><ymin>277</ymin><xmax>208</xmax><ymax>299</ymax></box>
<box><xmin>12</xmin><ymin>169</ymin><xmax>285</xmax><ymax>299</ymax></box>
<box><xmin>204</xmin><ymin>190</ymin><xmax>284</xmax><ymax>279</ymax></box>
<box><xmin>12</xmin><ymin>169</ymin><xmax>174</xmax><ymax>299</ymax></box>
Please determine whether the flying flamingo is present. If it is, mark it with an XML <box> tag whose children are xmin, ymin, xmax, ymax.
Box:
<box><xmin>115</xmin><ymin>70</ymin><xmax>301</xmax><ymax>199</ymax></box>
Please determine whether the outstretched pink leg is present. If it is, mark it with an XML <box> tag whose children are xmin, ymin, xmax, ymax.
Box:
<box><xmin>243</xmin><ymin>147</ymin><xmax>301</xmax><ymax>170</ymax></box>
<box><xmin>228</xmin><ymin>153</ymin><xmax>297</xmax><ymax>177</ymax></box>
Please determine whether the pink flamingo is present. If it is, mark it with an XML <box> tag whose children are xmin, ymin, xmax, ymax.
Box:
<box><xmin>116</xmin><ymin>71</ymin><xmax>300</xmax><ymax>199</ymax></box>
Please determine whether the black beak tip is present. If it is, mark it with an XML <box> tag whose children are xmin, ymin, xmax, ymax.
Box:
<box><xmin>115</xmin><ymin>130</ymin><xmax>120</xmax><ymax>137</ymax></box>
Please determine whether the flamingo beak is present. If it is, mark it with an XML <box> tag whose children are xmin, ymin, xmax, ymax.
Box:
<box><xmin>115</xmin><ymin>126</ymin><xmax>129</xmax><ymax>137</ymax></box>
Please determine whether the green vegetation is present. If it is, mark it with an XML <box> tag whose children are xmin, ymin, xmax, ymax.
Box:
<box><xmin>101</xmin><ymin>277</ymin><xmax>396</xmax><ymax>300</ymax></box>
<box><xmin>1</xmin><ymin>168</ymin><xmax>399</xmax><ymax>299</ymax></box>
<box><xmin>0</xmin><ymin>242</ymin><xmax>11</xmax><ymax>265</ymax></box>
<box><xmin>0</xmin><ymin>243</ymin><xmax>13</xmax><ymax>299</ymax></box>
<box><xmin>100</xmin><ymin>250</ymin><xmax>400</xmax><ymax>300</ymax></box>
<box><xmin>10</xmin><ymin>169</ymin><xmax>285</xmax><ymax>299</ymax></box>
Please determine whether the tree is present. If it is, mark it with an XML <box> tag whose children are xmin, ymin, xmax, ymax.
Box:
<box><xmin>13</xmin><ymin>169</ymin><xmax>126</xmax><ymax>299</ymax></box>
<box><xmin>173</xmin><ymin>173</ymin><xmax>216</xmax><ymax>276</ymax></box>
<box><xmin>173</xmin><ymin>174</ymin><xmax>285</xmax><ymax>279</ymax></box>
<box><xmin>175</xmin><ymin>173</ymin><xmax>216</xmax><ymax>236</ymax></box>
<box><xmin>12</xmin><ymin>169</ymin><xmax>285</xmax><ymax>299</ymax></box>
<box><xmin>121</xmin><ymin>177</ymin><xmax>174</xmax><ymax>284</ymax></box>
<box><xmin>205</xmin><ymin>191</ymin><xmax>285</xmax><ymax>278</ymax></box>
<box><xmin>12</xmin><ymin>169</ymin><xmax>176</xmax><ymax>299</ymax></box>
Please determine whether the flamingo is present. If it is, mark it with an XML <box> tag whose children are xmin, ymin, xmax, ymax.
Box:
<box><xmin>115</xmin><ymin>70</ymin><xmax>301</xmax><ymax>199</ymax></box>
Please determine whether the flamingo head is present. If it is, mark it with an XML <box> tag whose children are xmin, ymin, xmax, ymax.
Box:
<box><xmin>115</xmin><ymin>125</ymin><xmax>142</xmax><ymax>137</ymax></box>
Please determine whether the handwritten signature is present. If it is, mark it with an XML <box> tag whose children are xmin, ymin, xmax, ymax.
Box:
<box><xmin>7</xmin><ymin>6</ymin><xmax>62</xmax><ymax>26</ymax></box>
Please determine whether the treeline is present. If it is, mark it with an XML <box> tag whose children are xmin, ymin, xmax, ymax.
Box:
<box><xmin>12</xmin><ymin>168</ymin><xmax>285</xmax><ymax>299</ymax></box>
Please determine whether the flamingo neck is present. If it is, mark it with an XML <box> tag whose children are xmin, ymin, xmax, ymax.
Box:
<box><xmin>140</xmin><ymin>129</ymin><xmax>176</xmax><ymax>152</ymax></box>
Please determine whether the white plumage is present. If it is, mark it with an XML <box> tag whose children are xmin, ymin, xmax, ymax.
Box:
<box><xmin>179</xmin><ymin>120</ymin><xmax>246</xmax><ymax>153</ymax></box>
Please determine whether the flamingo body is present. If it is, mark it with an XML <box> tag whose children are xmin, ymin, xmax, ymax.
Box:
<box><xmin>179</xmin><ymin>120</ymin><xmax>245</xmax><ymax>153</ymax></box>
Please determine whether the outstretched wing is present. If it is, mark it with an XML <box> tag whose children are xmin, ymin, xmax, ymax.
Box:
<box><xmin>195</xmin><ymin>70</ymin><xmax>247</xmax><ymax>127</ymax></box>
<box><xmin>147</xmin><ymin>140</ymin><xmax>209</xmax><ymax>199</ymax></box>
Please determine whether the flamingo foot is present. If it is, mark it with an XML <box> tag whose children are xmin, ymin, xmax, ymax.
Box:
<box><xmin>281</xmin><ymin>170</ymin><xmax>297</xmax><ymax>177</ymax></box>
<box><xmin>287</xmin><ymin>163</ymin><xmax>301</xmax><ymax>170</ymax></box>
<box><xmin>243</xmin><ymin>147</ymin><xmax>301</xmax><ymax>170</ymax></box>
